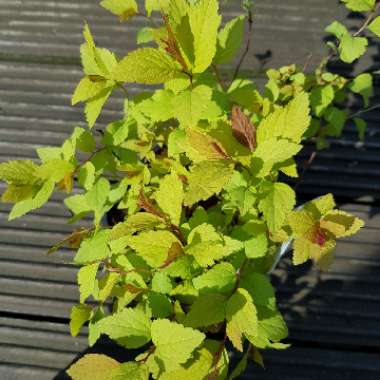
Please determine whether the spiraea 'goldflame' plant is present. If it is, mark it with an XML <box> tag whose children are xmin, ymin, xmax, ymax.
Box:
<box><xmin>2</xmin><ymin>0</ymin><xmax>380</xmax><ymax>378</ymax></box>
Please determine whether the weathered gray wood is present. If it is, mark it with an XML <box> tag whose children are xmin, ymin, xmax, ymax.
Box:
<box><xmin>0</xmin><ymin>0</ymin><xmax>348</xmax><ymax>69</ymax></box>
<box><xmin>1</xmin><ymin>317</ymin><xmax>380</xmax><ymax>380</ymax></box>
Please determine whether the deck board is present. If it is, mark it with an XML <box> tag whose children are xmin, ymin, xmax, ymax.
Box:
<box><xmin>1</xmin><ymin>317</ymin><xmax>380</xmax><ymax>380</ymax></box>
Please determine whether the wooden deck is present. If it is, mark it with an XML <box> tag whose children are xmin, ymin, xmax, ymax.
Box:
<box><xmin>1</xmin><ymin>1</ymin><xmax>380</xmax><ymax>379</ymax></box>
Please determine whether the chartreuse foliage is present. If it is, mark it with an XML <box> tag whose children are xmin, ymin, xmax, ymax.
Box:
<box><xmin>1</xmin><ymin>0</ymin><xmax>377</xmax><ymax>378</ymax></box>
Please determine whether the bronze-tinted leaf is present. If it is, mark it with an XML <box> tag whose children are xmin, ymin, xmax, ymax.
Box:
<box><xmin>138</xmin><ymin>190</ymin><xmax>166</xmax><ymax>219</ymax></box>
<box><xmin>160</xmin><ymin>241</ymin><xmax>184</xmax><ymax>269</ymax></box>
<box><xmin>58</xmin><ymin>172</ymin><xmax>74</xmax><ymax>194</ymax></box>
<box><xmin>162</xmin><ymin>14</ymin><xmax>188</xmax><ymax>72</ymax></box>
<box><xmin>125</xmin><ymin>283</ymin><xmax>143</xmax><ymax>294</ymax></box>
<box><xmin>211</xmin><ymin>142</ymin><xmax>231</xmax><ymax>160</ymax></box>
<box><xmin>231</xmin><ymin>105</ymin><xmax>256</xmax><ymax>151</ymax></box>
<box><xmin>88</xmin><ymin>75</ymin><xmax>105</xmax><ymax>82</ymax></box>
<box><xmin>47</xmin><ymin>228</ymin><xmax>89</xmax><ymax>255</ymax></box>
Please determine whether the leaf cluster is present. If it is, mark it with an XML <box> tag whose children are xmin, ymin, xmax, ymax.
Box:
<box><xmin>0</xmin><ymin>0</ymin><xmax>374</xmax><ymax>379</ymax></box>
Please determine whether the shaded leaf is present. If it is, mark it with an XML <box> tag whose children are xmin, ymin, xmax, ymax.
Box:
<box><xmin>226</xmin><ymin>288</ymin><xmax>258</xmax><ymax>352</ymax></box>
<box><xmin>184</xmin><ymin>294</ymin><xmax>227</xmax><ymax>328</ymax></box>
<box><xmin>110</xmin><ymin>362</ymin><xmax>149</xmax><ymax>380</ymax></box>
<box><xmin>214</xmin><ymin>16</ymin><xmax>245</xmax><ymax>65</ymax></box>
<box><xmin>67</xmin><ymin>354</ymin><xmax>120</xmax><ymax>380</ymax></box>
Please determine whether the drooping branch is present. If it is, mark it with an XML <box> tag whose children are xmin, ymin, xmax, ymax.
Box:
<box><xmin>353</xmin><ymin>2</ymin><xmax>380</xmax><ymax>37</ymax></box>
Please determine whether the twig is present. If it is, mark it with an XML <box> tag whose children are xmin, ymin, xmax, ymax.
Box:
<box><xmin>169</xmin><ymin>223</ymin><xmax>186</xmax><ymax>245</ymax></box>
<box><xmin>232</xmin><ymin>8</ymin><xmax>254</xmax><ymax>81</ymax></box>
<box><xmin>73</xmin><ymin>147</ymin><xmax>106</xmax><ymax>175</ymax></box>
<box><xmin>136</xmin><ymin>345</ymin><xmax>156</xmax><ymax>364</ymax></box>
<box><xmin>233</xmin><ymin>259</ymin><xmax>248</xmax><ymax>293</ymax></box>
<box><xmin>119</xmin><ymin>84</ymin><xmax>129</xmax><ymax>98</ymax></box>
<box><xmin>302</xmin><ymin>53</ymin><xmax>313</xmax><ymax>73</ymax></box>
<box><xmin>294</xmin><ymin>150</ymin><xmax>317</xmax><ymax>191</ymax></box>
<box><xmin>207</xmin><ymin>332</ymin><xmax>227</xmax><ymax>380</ymax></box>
<box><xmin>348</xmin><ymin>103</ymin><xmax>380</xmax><ymax>119</ymax></box>
<box><xmin>353</xmin><ymin>2</ymin><xmax>380</xmax><ymax>37</ymax></box>
<box><xmin>212</xmin><ymin>63</ymin><xmax>226</xmax><ymax>91</ymax></box>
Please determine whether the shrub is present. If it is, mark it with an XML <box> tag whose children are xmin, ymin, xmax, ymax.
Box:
<box><xmin>1</xmin><ymin>0</ymin><xmax>378</xmax><ymax>378</ymax></box>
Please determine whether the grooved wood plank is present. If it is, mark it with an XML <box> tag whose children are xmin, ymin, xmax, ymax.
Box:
<box><xmin>1</xmin><ymin>317</ymin><xmax>380</xmax><ymax>380</ymax></box>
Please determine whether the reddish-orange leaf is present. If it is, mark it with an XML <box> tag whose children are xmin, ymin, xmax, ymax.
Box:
<box><xmin>231</xmin><ymin>105</ymin><xmax>257</xmax><ymax>151</ymax></box>
<box><xmin>138</xmin><ymin>190</ymin><xmax>165</xmax><ymax>219</ymax></box>
<box><xmin>47</xmin><ymin>228</ymin><xmax>89</xmax><ymax>255</ymax></box>
<box><xmin>125</xmin><ymin>283</ymin><xmax>143</xmax><ymax>294</ymax></box>
<box><xmin>67</xmin><ymin>228</ymin><xmax>89</xmax><ymax>249</ymax></box>
<box><xmin>313</xmin><ymin>227</ymin><xmax>327</xmax><ymax>247</ymax></box>
<box><xmin>88</xmin><ymin>75</ymin><xmax>104</xmax><ymax>82</ymax></box>
<box><xmin>58</xmin><ymin>172</ymin><xmax>73</xmax><ymax>194</ymax></box>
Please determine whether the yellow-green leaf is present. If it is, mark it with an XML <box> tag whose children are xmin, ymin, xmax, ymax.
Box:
<box><xmin>70</xmin><ymin>304</ymin><xmax>92</xmax><ymax>337</ymax></box>
<box><xmin>72</xmin><ymin>77</ymin><xmax>109</xmax><ymax>106</ymax></box>
<box><xmin>78</xmin><ymin>262</ymin><xmax>99</xmax><ymax>304</ymax></box>
<box><xmin>155</xmin><ymin>172</ymin><xmax>184</xmax><ymax>225</ymax></box>
<box><xmin>0</xmin><ymin>160</ymin><xmax>39</xmax><ymax>185</ymax></box>
<box><xmin>184</xmin><ymin>160</ymin><xmax>234</xmax><ymax>206</ymax></box>
<box><xmin>348</xmin><ymin>73</ymin><xmax>373</xmax><ymax>107</ymax></box>
<box><xmin>151</xmin><ymin>319</ymin><xmax>205</xmax><ymax>371</ymax></box>
<box><xmin>258</xmin><ymin>182</ymin><xmax>296</xmax><ymax>232</ymax></box>
<box><xmin>226</xmin><ymin>288</ymin><xmax>258</xmax><ymax>352</ymax></box>
<box><xmin>125</xmin><ymin>230</ymin><xmax>180</xmax><ymax>268</ymax></box>
<box><xmin>171</xmin><ymin>85</ymin><xmax>222</xmax><ymax>126</ymax></box>
<box><xmin>342</xmin><ymin>0</ymin><xmax>375</xmax><ymax>12</ymax></box>
<box><xmin>368</xmin><ymin>16</ymin><xmax>380</xmax><ymax>36</ymax></box>
<box><xmin>188</xmin><ymin>0</ymin><xmax>221</xmax><ymax>73</ymax></box>
<box><xmin>321</xmin><ymin>210</ymin><xmax>364</xmax><ymax>238</ymax></box>
<box><xmin>339</xmin><ymin>35</ymin><xmax>368</xmax><ymax>64</ymax></box>
<box><xmin>257</xmin><ymin>92</ymin><xmax>311</xmax><ymax>144</ymax></box>
<box><xmin>97</xmin><ymin>308</ymin><xmax>152</xmax><ymax>349</ymax></box>
<box><xmin>112</xmin><ymin>48</ymin><xmax>180</xmax><ymax>84</ymax></box>
<box><xmin>100</xmin><ymin>0</ymin><xmax>138</xmax><ymax>21</ymax></box>
<box><xmin>85</xmin><ymin>87</ymin><xmax>114</xmax><ymax>129</ymax></box>
<box><xmin>9</xmin><ymin>180</ymin><xmax>55</xmax><ymax>221</ymax></box>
